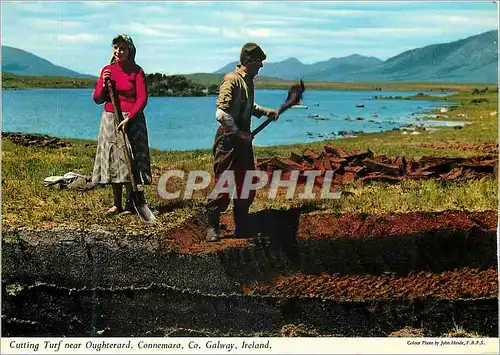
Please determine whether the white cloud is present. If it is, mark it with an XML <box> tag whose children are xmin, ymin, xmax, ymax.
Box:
<box><xmin>56</xmin><ymin>33</ymin><xmax>102</xmax><ymax>43</ymax></box>
<box><xmin>136</xmin><ymin>5</ymin><xmax>171</xmax><ymax>15</ymax></box>
<box><xmin>111</xmin><ymin>23</ymin><xmax>178</xmax><ymax>39</ymax></box>
<box><xmin>252</xmin><ymin>15</ymin><xmax>332</xmax><ymax>26</ymax></box>
<box><xmin>5</xmin><ymin>2</ymin><xmax>59</xmax><ymax>14</ymax></box>
<box><xmin>83</xmin><ymin>2</ymin><xmax>113</xmax><ymax>8</ymax></box>
<box><xmin>402</xmin><ymin>13</ymin><xmax>499</xmax><ymax>28</ymax></box>
<box><xmin>227</xmin><ymin>4</ymin><xmax>385</xmax><ymax>19</ymax></box>
<box><xmin>150</xmin><ymin>23</ymin><xmax>220</xmax><ymax>35</ymax></box>
<box><xmin>28</xmin><ymin>19</ymin><xmax>82</xmax><ymax>29</ymax></box>
<box><xmin>180</xmin><ymin>1</ymin><xmax>217</xmax><ymax>6</ymax></box>
<box><xmin>215</xmin><ymin>46</ymin><xmax>242</xmax><ymax>54</ymax></box>
<box><xmin>246</xmin><ymin>26</ymin><xmax>479</xmax><ymax>44</ymax></box>
<box><xmin>245</xmin><ymin>28</ymin><xmax>280</xmax><ymax>38</ymax></box>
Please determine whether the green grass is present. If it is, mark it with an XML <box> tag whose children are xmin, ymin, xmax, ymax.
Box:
<box><xmin>2</xmin><ymin>72</ymin><xmax>97</xmax><ymax>89</ymax></box>
<box><xmin>2</xmin><ymin>88</ymin><xmax>497</xmax><ymax>233</ymax></box>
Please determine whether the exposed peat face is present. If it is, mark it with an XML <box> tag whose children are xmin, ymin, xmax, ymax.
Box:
<box><xmin>2</xmin><ymin>209</ymin><xmax>498</xmax><ymax>336</ymax></box>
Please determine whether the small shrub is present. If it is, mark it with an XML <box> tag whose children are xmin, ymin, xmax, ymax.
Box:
<box><xmin>470</xmin><ymin>98</ymin><xmax>489</xmax><ymax>104</ymax></box>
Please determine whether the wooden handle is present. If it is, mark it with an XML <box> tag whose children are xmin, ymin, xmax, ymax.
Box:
<box><xmin>251</xmin><ymin>116</ymin><xmax>274</xmax><ymax>136</ymax></box>
<box><xmin>105</xmin><ymin>79</ymin><xmax>138</xmax><ymax>191</ymax></box>
<box><xmin>251</xmin><ymin>80</ymin><xmax>305</xmax><ymax>137</ymax></box>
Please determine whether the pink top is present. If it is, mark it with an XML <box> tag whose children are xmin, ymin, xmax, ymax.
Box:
<box><xmin>93</xmin><ymin>61</ymin><xmax>147</xmax><ymax>120</ymax></box>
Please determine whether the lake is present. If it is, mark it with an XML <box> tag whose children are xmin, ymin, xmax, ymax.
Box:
<box><xmin>2</xmin><ymin>88</ymin><xmax>459</xmax><ymax>151</ymax></box>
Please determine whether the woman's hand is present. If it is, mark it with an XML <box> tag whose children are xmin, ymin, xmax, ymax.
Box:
<box><xmin>117</xmin><ymin>117</ymin><xmax>130</xmax><ymax>132</ymax></box>
<box><xmin>102</xmin><ymin>68</ymin><xmax>111</xmax><ymax>85</ymax></box>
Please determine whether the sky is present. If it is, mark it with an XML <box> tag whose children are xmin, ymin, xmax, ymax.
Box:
<box><xmin>1</xmin><ymin>1</ymin><xmax>498</xmax><ymax>76</ymax></box>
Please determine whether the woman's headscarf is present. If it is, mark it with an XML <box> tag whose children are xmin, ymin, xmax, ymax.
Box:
<box><xmin>110</xmin><ymin>34</ymin><xmax>136</xmax><ymax>64</ymax></box>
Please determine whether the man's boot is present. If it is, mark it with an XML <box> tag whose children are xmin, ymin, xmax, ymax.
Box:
<box><xmin>205</xmin><ymin>209</ymin><xmax>221</xmax><ymax>242</ymax></box>
<box><xmin>121</xmin><ymin>196</ymin><xmax>135</xmax><ymax>215</ymax></box>
<box><xmin>233</xmin><ymin>206</ymin><xmax>253</xmax><ymax>238</ymax></box>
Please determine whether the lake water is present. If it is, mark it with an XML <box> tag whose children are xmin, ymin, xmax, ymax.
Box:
<box><xmin>2</xmin><ymin>88</ymin><xmax>459</xmax><ymax>151</ymax></box>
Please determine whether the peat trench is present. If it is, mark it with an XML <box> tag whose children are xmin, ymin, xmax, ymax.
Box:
<box><xmin>2</xmin><ymin>209</ymin><xmax>498</xmax><ymax>336</ymax></box>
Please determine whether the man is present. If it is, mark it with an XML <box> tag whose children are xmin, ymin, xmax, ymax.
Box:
<box><xmin>205</xmin><ymin>43</ymin><xmax>279</xmax><ymax>242</ymax></box>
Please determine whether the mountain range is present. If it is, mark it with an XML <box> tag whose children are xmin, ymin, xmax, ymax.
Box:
<box><xmin>215</xmin><ymin>30</ymin><xmax>498</xmax><ymax>83</ymax></box>
<box><xmin>2</xmin><ymin>30</ymin><xmax>498</xmax><ymax>83</ymax></box>
<box><xmin>2</xmin><ymin>46</ymin><xmax>94</xmax><ymax>78</ymax></box>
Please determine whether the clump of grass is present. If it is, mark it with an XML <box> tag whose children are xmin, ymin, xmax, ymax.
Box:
<box><xmin>5</xmin><ymin>283</ymin><xmax>25</xmax><ymax>297</ymax></box>
<box><xmin>442</xmin><ymin>326</ymin><xmax>483</xmax><ymax>338</ymax></box>
<box><xmin>388</xmin><ymin>326</ymin><xmax>428</xmax><ymax>337</ymax></box>
<box><xmin>280</xmin><ymin>324</ymin><xmax>321</xmax><ymax>337</ymax></box>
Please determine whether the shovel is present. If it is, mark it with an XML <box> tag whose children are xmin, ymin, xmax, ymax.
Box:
<box><xmin>251</xmin><ymin>79</ymin><xmax>305</xmax><ymax>136</ymax></box>
<box><xmin>105</xmin><ymin>79</ymin><xmax>156</xmax><ymax>225</ymax></box>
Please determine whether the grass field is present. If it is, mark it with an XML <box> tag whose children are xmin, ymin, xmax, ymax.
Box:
<box><xmin>1</xmin><ymin>84</ymin><xmax>498</xmax><ymax>234</ymax></box>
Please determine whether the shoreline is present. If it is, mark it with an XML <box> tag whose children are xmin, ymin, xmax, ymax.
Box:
<box><xmin>1</xmin><ymin>92</ymin><xmax>467</xmax><ymax>153</ymax></box>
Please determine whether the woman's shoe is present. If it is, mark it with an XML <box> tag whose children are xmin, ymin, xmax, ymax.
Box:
<box><xmin>106</xmin><ymin>206</ymin><xmax>123</xmax><ymax>216</ymax></box>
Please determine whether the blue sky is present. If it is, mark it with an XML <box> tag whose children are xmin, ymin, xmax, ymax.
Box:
<box><xmin>2</xmin><ymin>1</ymin><xmax>498</xmax><ymax>76</ymax></box>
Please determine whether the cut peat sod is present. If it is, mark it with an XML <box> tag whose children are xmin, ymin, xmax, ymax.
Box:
<box><xmin>3</xmin><ymin>209</ymin><xmax>497</xmax><ymax>337</ymax></box>
<box><xmin>255</xmin><ymin>144</ymin><xmax>498</xmax><ymax>185</ymax></box>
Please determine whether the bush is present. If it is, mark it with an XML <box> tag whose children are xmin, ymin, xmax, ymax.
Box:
<box><xmin>469</xmin><ymin>98</ymin><xmax>489</xmax><ymax>104</ymax></box>
<box><xmin>146</xmin><ymin>73</ymin><xmax>212</xmax><ymax>97</ymax></box>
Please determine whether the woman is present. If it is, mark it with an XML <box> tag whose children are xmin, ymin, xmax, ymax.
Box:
<box><xmin>92</xmin><ymin>34</ymin><xmax>152</xmax><ymax>215</ymax></box>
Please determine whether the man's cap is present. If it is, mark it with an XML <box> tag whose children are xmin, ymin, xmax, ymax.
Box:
<box><xmin>240</xmin><ymin>43</ymin><xmax>267</xmax><ymax>65</ymax></box>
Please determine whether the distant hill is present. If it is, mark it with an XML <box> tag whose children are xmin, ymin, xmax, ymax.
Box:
<box><xmin>2</xmin><ymin>46</ymin><xmax>95</xmax><ymax>78</ymax></box>
<box><xmin>333</xmin><ymin>29</ymin><xmax>498</xmax><ymax>83</ymax></box>
<box><xmin>214</xmin><ymin>30</ymin><xmax>498</xmax><ymax>83</ymax></box>
<box><xmin>214</xmin><ymin>54</ymin><xmax>383</xmax><ymax>80</ymax></box>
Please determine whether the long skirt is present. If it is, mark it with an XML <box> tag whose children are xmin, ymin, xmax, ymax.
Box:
<box><xmin>92</xmin><ymin>111</ymin><xmax>152</xmax><ymax>185</ymax></box>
